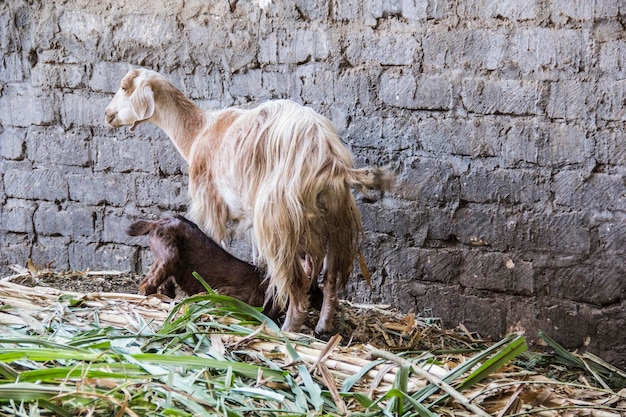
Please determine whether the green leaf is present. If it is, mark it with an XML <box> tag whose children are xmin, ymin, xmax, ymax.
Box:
<box><xmin>341</xmin><ymin>359</ymin><xmax>384</xmax><ymax>392</ymax></box>
<box><xmin>456</xmin><ymin>334</ymin><xmax>527</xmax><ymax>391</ymax></box>
<box><xmin>129</xmin><ymin>353</ymin><xmax>286</xmax><ymax>381</ymax></box>
<box><xmin>0</xmin><ymin>382</ymin><xmax>67</xmax><ymax>401</ymax></box>
<box><xmin>414</xmin><ymin>333</ymin><xmax>522</xmax><ymax>403</ymax></box>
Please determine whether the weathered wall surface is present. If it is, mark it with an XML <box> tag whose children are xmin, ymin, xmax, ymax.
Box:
<box><xmin>1</xmin><ymin>0</ymin><xmax>625</xmax><ymax>365</ymax></box>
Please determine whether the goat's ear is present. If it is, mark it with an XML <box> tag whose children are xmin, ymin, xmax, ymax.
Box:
<box><xmin>129</xmin><ymin>84</ymin><xmax>155</xmax><ymax>120</ymax></box>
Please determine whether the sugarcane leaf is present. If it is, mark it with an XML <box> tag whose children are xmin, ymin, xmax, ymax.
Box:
<box><xmin>456</xmin><ymin>334</ymin><xmax>527</xmax><ymax>391</ymax></box>
<box><xmin>0</xmin><ymin>382</ymin><xmax>67</xmax><ymax>400</ymax></box>
<box><xmin>129</xmin><ymin>353</ymin><xmax>286</xmax><ymax>381</ymax></box>
<box><xmin>341</xmin><ymin>358</ymin><xmax>385</xmax><ymax>392</ymax></box>
<box><xmin>414</xmin><ymin>333</ymin><xmax>520</xmax><ymax>402</ymax></box>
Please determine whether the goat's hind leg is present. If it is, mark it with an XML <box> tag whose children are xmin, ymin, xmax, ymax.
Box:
<box><xmin>280</xmin><ymin>263</ymin><xmax>311</xmax><ymax>333</ymax></box>
<box><xmin>314</xmin><ymin>261</ymin><xmax>339</xmax><ymax>340</ymax></box>
<box><xmin>282</xmin><ymin>302</ymin><xmax>308</xmax><ymax>333</ymax></box>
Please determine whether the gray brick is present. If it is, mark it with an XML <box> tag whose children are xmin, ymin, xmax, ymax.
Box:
<box><xmin>69</xmin><ymin>242</ymin><xmax>136</xmax><ymax>272</ymax></box>
<box><xmin>30</xmin><ymin>236</ymin><xmax>71</xmax><ymax>271</ymax></box>
<box><xmin>502</xmin><ymin>120</ymin><xmax>591</xmax><ymax>167</ymax></box>
<box><xmin>343</xmin><ymin>30</ymin><xmax>420</xmax><ymax>66</ymax></box>
<box><xmin>529</xmin><ymin>212</ymin><xmax>591</xmax><ymax>254</ymax></box>
<box><xmin>90</xmin><ymin>62</ymin><xmax>135</xmax><ymax>93</ymax></box>
<box><xmin>229</xmin><ymin>69</ymin><xmax>264</xmax><ymax>99</ymax></box>
<box><xmin>111</xmin><ymin>13</ymin><xmax>179</xmax><ymax>52</ymax></box>
<box><xmin>0</xmin><ymin>199</ymin><xmax>35</xmax><ymax>233</ymax></box>
<box><xmin>510</xmin><ymin>29</ymin><xmax>592</xmax><ymax>77</ymax></box>
<box><xmin>56</xmin><ymin>9</ymin><xmax>106</xmax><ymax>62</ymax></box>
<box><xmin>462</xmin><ymin>78</ymin><xmax>543</xmax><ymax>116</ymax></box>
<box><xmin>460</xmin><ymin>251</ymin><xmax>534</xmax><ymax>296</ymax></box>
<box><xmin>94</xmin><ymin>136</ymin><xmax>155</xmax><ymax>173</ymax></box>
<box><xmin>505</xmin><ymin>297</ymin><xmax>538</xmax><ymax>340</ymax></box>
<box><xmin>553</xmin><ymin>171</ymin><xmax>626</xmax><ymax>212</ymax></box>
<box><xmin>538</xmin><ymin>299</ymin><xmax>601</xmax><ymax>348</ymax></box>
<box><xmin>0</xmin><ymin>173</ymin><xmax>4</xmax><ymax>206</ymax></box>
<box><xmin>594</xmin><ymin>304</ymin><xmax>626</xmax><ymax>368</ymax></box>
<box><xmin>68</xmin><ymin>171</ymin><xmax>133</xmax><ymax>206</ymax></box>
<box><xmin>297</xmin><ymin>65</ymin><xmax>337</xmax><ymax>105</ymax></box>
<box><xmin>0</xmin><ymin>233</ymin><xmax>31</xmax><ymax>274</ymax></box>
<box><xmin>453</xmin><ymin>206</ymin><xmax>591</xmax><ymax>254</ymax></box>
<box><xmin>451</xmin><ymin>205</ymin><xmax>510</xmax><ymax>249</ymax></box>
<box><xmin>546</xmin><ymin>81</ymin><xmax>597</xmax><ymax>120</ymax></box>
<box><xmin>30</xmin><ymin>63</ymin><xmax>85</xmax><ymax>89</ymax></box>
<box><xmin>363</xmin><ymin>0</ymin><xmax>441</xmax><ymax>22</ymax></box>
<box><xmin>550</xmin><ymin>0</ymin><xmax>621</xmax><ymax>23</ymax></box>
<box><xmin>422</xmin><ymin>29</ymin><xmax>507</xmax><ymax>72</ymax></box>
<box><xmin>331</xmin><ymin>0</ymin><xmax>362</xmax><ymax>21</ymax></box>
<box><xmin>599</xmin><ymin>41</ymin><xmax>626</xmax><ymax>74</ymax></box>
<box><xmin>102</xmin><ymin>208</ymin><xmax>143</xmax><ymax>245</ymax></box>
<box><xmin>0</xmin><ymin>87</ymin><xmax>58</xmax><ymax>128</ymax></box>
<box><xmin>460</xmin><ymin>295</ymin><xmax>507</xmax><ymax>338</ymax></box>
<box><xmin>458</xmin><ymin>0</ymin><xmax>537</xmax><ymax>20</ymax></box>
<box><xmin>596</xmin><ymin>80</ymin><xmax>626</xmax><ymax>122</ymax></box>
<box><xmin>396</xmin><ymin>157</ymin><xmax>460</xmax><ymax>203</ymax></box>
<box><xmin>415</xmin><ymin>248</ymin><xmax>462</xmax><ymax>284</ymax></box>
<box><xmin>380</xmin><ymin>70</ymin><xmax>453</xmax><ymax>110</ymax></box>
<box><xmin>346</xmin><ymin>115</ymin><xmax>385</xmax><ymax>148</ymax></box>
<box><xmin>360</xmin><ymin>199</ymin><xmax>429</xmax><ymax>240</ymax></box>
<box><xmin>417</xmin><ymin>116</ymin><xmax>500</xmax><ymax>158</ymax></box>
<box><xmin>4</xmin><ymin>168</ymin><xmax>68</xmax><ymax>201</ymax></box>
<box><xmin>461</xmin><ymin>168</ymin><xmax>550</xmax><ymax>204</ymax></box>
<box><xmin>226</xmin><ymin>27</ymin><xmax>263</xmax><ymax>72</ymax></box>
<box><xmin>543</xmin><ymin>262</ymin><xmax>625</xmax><ymax>306</ymax></box>
<box><xmin>60</xmin><ymin>93</ymin><xmax>111</xmax><ymax>129</ymax></box>
<box><xmin>34</xmin><ymin>202</ymin><xmax>97</xmax><ymax>237</ymax></box>
<box><xmin>26</xmin><ymin>127</ymin><xmax>91</xmax><ymax>166</ymax></box>
<box><xmin>598</xmin><ymin>222</ymin><xmax>626</xmax><ymax>255</ymax></box>
<box><xmin>406</xmin><ymin>282</ymin><xmax>464</xmax><ymax>321</ymax></box>
<box><xmin>540</xmin><ymin>122</ymin><xmax>592</xmax><ymax>166</ymax></box>
<box><xmin>260</xmin><ymin>26</ymin><xmax>330</xmax><ymax>65</ymax></box>
<box><xmin>332</xmin><ymin>67</ymin><xmax>382</xmax><ymax>112</ymax></box>
<box><xmin>0</xmin><ymin>128</ymin><xmax>26</xmax><ymax>160</ymax></box>
<box><xmin>135</xmin><ymin>175</ymin><xmax>188</xmax><ymax>210</ymax></box>
<box><xmin>293</xmin><ymin>0</ymin><xmax>329</xmax><ymax>20</ymax></box>
<box><xmin>155</xmin><ymin>145</ymin><xmax>187</xmax><ymax>176</ymax></box>
<box><xmin>0</xmin><ymin>53</ymin><xmax>26</xmax><ymax>83</ymax></box>
<box><xmin>260</xmin><ymin>71</ymin><xmax>296</xmax><ymax>100</ymax></box>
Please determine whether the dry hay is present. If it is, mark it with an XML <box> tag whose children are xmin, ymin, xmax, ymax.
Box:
<box><xmin>1</xmin><ymin>266</ymin><xmax>625</xmax><ymax>416</ymax></box>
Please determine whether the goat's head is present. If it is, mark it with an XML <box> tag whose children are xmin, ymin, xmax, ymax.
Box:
<box><xmin>104</xmin><ymin>68</ymin><xmax>157</xmax><ymax>131</ymax></box>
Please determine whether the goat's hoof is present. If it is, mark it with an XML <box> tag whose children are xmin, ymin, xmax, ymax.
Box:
<box><xmin>139</xmin><ymin>283</ymin><xmax>157</xmax><ymax>296</ymax></box>
<box><xmin>314</xmin><ymin>329</ymin><xmax>337</xmax><ymax>342</ymax></box>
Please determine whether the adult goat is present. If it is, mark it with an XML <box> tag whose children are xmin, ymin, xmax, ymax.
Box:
<box><xmin>105</xmin><ymin>68</ymin><xmax>392</xmax><ymax>336</ymax></box>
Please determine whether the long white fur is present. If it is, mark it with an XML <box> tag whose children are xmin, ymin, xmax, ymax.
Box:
<box><xmin>105</xmin><ymin>68</ymin><xmax>393</xmax><ymax>334</ymax></box>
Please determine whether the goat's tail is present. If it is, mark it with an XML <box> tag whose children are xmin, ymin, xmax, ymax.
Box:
<box><xmin>126</xmin><ymin>220</ymin><xmax>156</xmax><ymax>236</ymax></box>
<box><xmin>346</xmin><ymin>166</ymin><xmax>395</xmax><ymax>194</ymax></box>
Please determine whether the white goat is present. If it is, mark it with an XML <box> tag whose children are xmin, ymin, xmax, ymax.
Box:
<box><xmin>105</xmin><ymin>68</ymin><xmax>392</xmax><ymax>336</ymax></box>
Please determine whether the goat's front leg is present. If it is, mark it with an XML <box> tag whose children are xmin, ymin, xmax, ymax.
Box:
<box><xmin>139</xmin><ymin>261</ymin><xmax>170</xmax><ymax>296</ymax></box>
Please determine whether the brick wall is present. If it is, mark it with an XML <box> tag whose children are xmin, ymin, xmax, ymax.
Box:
<box><xmin>1</xmin><ymin>0</ymin><xmax>624</xmax><ymax>366</ymax></box>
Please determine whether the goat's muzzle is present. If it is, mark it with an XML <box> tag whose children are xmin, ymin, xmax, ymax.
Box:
<box><xmin>104</xmin><ymin>109</ymin><xmax>116</xmax><ymax>127</ymax></box>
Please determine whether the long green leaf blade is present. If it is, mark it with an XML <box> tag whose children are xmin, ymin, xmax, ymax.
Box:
<box><xmin>456</xmin><ymin>334</ymin><xmax>527</xmax><ymax>391</ymax></box>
